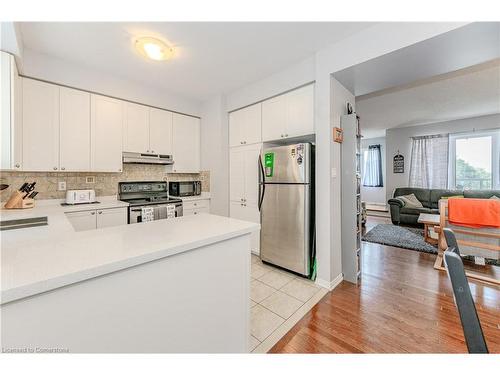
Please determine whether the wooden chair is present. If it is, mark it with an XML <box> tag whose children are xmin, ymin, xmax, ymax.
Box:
<box><xmin>443</xmin><ymin>228</ymin><xmax>489</xmax><ymax>353</ymax></box>
<box><xmin>434</xmin><ymin>199</ymin><xmax>500</xmax><ymax>285</ymax></box>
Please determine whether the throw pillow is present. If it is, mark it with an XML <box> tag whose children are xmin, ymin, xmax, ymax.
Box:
<box><xmin>490</xmin><ymin>195</ymin><xmax>500</xmax><ymax>200</ymax></box>
<box><xmin>397</xmin><ymin>193</ymin><xmax>424</xmax><ymax>208</ymax></box>
<box><xmin>441</xmin><ymin>195</ymin><xmax>464</xmax><ymax>200</ymax></box>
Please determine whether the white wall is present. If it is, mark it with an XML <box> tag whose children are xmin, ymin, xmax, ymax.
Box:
<box><xmin>21</xmin><ymin>49</ymin><xmax>201</xmax><ymax>116</ymax></box>
<box><xmin>0</xmin><ymin>22</ymin><xmax>24</xmax><ymax>69</ymax></box>
<box><xmin>312</xmin><ymin>22</ymin><xmax>466</xmax><ymax>287</ymax></box>
<box><xmin>385</xmin><ymin>113</ymin><xmax>500</xmax><ymax>201</ymax></box>
<box><xmin>360</xmin><ymin>136</ymin><xmax>386</xmax><ymax>205</ymax></box>
<box><xmin>225</xmin><ymin>56</ymin><xmax>316</xmax><ymax>112</ymax></box>
<box><xmin>200</xmin><ymin>95</ymin><xmax>229</xmax><ymax>216</ymax></box>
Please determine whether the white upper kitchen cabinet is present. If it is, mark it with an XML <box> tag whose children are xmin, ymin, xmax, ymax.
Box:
<box><xmin>262</xmin><ymin>94</ymin><xmax>286</xmax><ymax>142</ymax></box>
<box><xmin>285</xmin><ymin>84</ymin><xmax>314</xmax><ymax>137</ymax></box>
<box><xmin>172</xmin><ymin>113</ymin><xmax>200</xmax><ymax>173</ymax></box>
<box><xmin>229</xmin><ymin>103</ymin><xmax>261</xmax><ymax>147</ymax></box>
<box><xmin>262</xmin><ymin>84</ymin><xmax>314</xmax><ymax>142</ymax></box>
<box><xmin>123</xmin><ymin>102</ymin><xmax>149</xmax><ymax>154</ymax></box>
<box><xmin>91</xmin><ymin>94</ymin><xmax>124</xmax><ymax>172</ymax></box>
<box><xmin>149</xmin><ymin>108</ymin><xmax>173</xmax><ymax>155</ymax></box>
<box><xmin>0</xmin><ymin>52</ymin><xmax>22</xmax><ymax>171</ymax></box>
<box><xmin>59</xmin><ymin>87</ymin><xmax>91</xmax><ymax>171</ymax></box>
<box><xmin>22</xmin><ymin>78</ymin><xmax>60</xmax><ymax>171</ymax></box>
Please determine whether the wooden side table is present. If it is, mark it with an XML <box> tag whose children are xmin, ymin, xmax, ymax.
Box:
<box><xmin>418</xmin><ymin>213</ymin><xmax>440</xmax><ymax>245</ymax></box>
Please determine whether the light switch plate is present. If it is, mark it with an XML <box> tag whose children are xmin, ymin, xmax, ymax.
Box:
<box><xmin>58</xmin><ymin>181</ymin><xmax>66</xmax><ymax>191</ymax></box>
<box><xmin>86</xmin><ymin>176</ymin><xmax>95</xmax><ymax>184</ymax></box>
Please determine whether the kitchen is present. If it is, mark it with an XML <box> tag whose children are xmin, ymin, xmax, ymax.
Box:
<box><xmin>0</xmin><ymin>22</ymin><xmax>325</xmax><ymax>354</ymax></box>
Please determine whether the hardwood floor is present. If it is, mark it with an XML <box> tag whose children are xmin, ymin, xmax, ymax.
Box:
<box><xmin>269</xmin><ymin>217</ymin><xmax>500</xmax><ymax>353</ymax></box>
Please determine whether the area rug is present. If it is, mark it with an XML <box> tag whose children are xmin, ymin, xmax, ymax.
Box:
<box><xmin>362</xmin><ymin>224</ymin><xmax>437</xmax><ymax>254</ymax></box>
<box><xmin>363</xmin><ymin>224</ymin><xmax>500</xmax><ymax>266</ymax></box>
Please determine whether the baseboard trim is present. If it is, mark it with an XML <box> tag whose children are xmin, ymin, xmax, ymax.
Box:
<box><xmin>315</xmin><ymin>274</ymin><xmax>343</xmax><ymax>290</ymax></box>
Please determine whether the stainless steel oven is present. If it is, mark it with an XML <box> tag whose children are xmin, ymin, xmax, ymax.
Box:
<box><xmin>168</xmin><ymin>181</ymin><xmax>202</xmax><ymax>197</ymax></box>
<box><xmin>129</xmin><ymin>202</ymin><xmax>183</xmax><ymax>224</ymax></box>
<box><xmin>118</xmin><ymin>181</ymin><xmax>183</xmax><ymax>224</ymax></box>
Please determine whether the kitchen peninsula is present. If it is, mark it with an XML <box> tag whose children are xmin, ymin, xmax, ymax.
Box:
<box><xmin>0</xmin><ymin>200</ymin><xmax>259</xmax><ymax>353</ymax></box>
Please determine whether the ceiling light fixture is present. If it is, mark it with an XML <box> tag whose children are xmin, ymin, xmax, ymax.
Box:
<box><xmin>135</xmin><ymin>37</ymin><xmax>174</xmax><ymax>61</ymax></box>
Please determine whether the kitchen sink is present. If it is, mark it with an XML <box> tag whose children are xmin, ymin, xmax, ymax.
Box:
<box><xmin>0</xmin><ymin>216</ymin><xmax>48</xmax><ymax>231</ymax></box>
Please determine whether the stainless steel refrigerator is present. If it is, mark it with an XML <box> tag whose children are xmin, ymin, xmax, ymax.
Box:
<box><xmin>259</xmin><ymin>143</ymin><xmax>314</xmax><ymax>276</ymax></box>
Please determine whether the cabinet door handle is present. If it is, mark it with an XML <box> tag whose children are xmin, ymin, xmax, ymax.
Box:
<box><xmin>15</xmin><ymin>163</ymin><xmax>20</xmax><ymax>168</ymax></box>
<box><xmin>285</xmin><ymin>134</ymin><xmax>289</xmax><ymax>137</ymax></box>
<box><xmin>91</xmin><ymin>211</ymin><xmax>96</xmax><ymax>215</ymax></box>
<box><xmin>61</xmin><ymin>167</ymin><xmax>65</xmax><ymax>170</ymax></box>
<box><xmin>97</xmin><ymin>211</ymin><xmax>103</xmax><ymax>214</ymax></box>
<box><xmin>53</xmin><ymin>167</ymin><xmax>58</xmax><ymax>170</ymax></box>
<box><xmin>151</xmin><ymin>150</ymin><xmax>155</xmax><ymax>153</ymax></box>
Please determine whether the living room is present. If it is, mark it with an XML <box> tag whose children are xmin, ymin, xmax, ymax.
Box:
<box><xmin>281</xmin><ymin>22</ymin><xmax>500</xmax><ymax>354</ymax></box>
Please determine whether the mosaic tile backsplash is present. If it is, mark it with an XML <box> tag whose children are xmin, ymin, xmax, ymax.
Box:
<box><xmin>0</xmin><ymin>164</ymin><xmax>210</xmax><ymax>201</ymax></box>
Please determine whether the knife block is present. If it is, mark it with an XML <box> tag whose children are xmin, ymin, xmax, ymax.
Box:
<box><xmin>3</xmin><ymin>190</ymin><xmax>35</xmax><ymax>209</ymax></box>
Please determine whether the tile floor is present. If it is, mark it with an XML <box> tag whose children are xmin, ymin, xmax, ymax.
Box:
<box><xmin>249</xmin><ymin>254</ymin><xmax>325</xmax><ymax>352</ymax></box>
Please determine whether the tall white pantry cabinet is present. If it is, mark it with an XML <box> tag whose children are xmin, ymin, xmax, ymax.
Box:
<box><xmin>228</xmin><ymin>83</ymin><xmax>315</xmax><ymax>256</ymax></box>
<box><xmin>229</xmin><ymin>103</ymin><xmax>262</xmax><ymax>255</ymax></box>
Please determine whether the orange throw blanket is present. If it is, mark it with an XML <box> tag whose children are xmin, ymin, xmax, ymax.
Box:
<box><xmin>448</xmin><ymin>198</ymin><xmax>500</xmax><ymax>228</ymax></box>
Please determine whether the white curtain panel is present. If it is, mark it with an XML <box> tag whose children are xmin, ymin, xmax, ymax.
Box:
<box><xmin>362</xmin><ymin>145</ymin><xmax>383</xmax><ymax>187</ymax></box>
<box><xmin>409</xmin><ymin>134</ymin><xmax>449</xmax><ymax>189</ymax></box>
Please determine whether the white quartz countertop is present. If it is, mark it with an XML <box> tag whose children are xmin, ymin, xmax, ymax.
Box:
<box><xmin>177</xmin><ymin>192</ymin><xmax>211</xmax><ymax>202</ymax></box>
<box><xmin>1</xmin><ymin>196</ymin><xmax>259</xmax><ymax>305</ymax></box>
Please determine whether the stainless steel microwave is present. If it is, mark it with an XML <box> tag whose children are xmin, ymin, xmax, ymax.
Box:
<box><xmin>169</xmin><ymin>181</ymin><xmax>202</xmax><ymax>197</ymax></box>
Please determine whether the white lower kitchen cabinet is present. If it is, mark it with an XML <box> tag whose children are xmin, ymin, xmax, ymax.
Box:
<box><xmin>66</xmin><ymin>210</ymin><xmax>97</xmax><ymax>232</ymax></box>
<box><xmin>96</xmin><ymin>207</ymin><xmax>128</xmax><ymax>228</ymax></box>
<box><xmin>172</xmin><ymin>113</ymin><xmax>200</xmax><ymax>173</ymax></box>
<box><xmin>230</xmin><ymin>201</ymin><xmax>260</xmax><ymax>255</ymax></box>
<box><xmin>66</xmin><ymin>207</ymin><xmax>127</xmax><ymax>232</ymax></box>
<box><xmin>182</xmin><ymin>199</ymin><xmax>210</xmax><ymax>216</ymax></box>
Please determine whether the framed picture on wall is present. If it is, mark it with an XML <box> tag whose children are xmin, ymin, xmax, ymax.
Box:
<box><xmin>333</xmin><ymin>127</ymin><xmax>343</xmax><ymax>143</ymax></box>
<box><xmin>393</xmin><ymin>153</ymin><xmax>404</xmax><ymax>173</ymax></box>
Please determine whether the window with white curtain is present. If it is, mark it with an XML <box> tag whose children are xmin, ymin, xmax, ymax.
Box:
<box><xmin>362</xmin><ymin>144</ymin><xmax>383</xmax><ymax>187</ymax></box>
<box><xmin>409</xmin><ymin>134</ymin><xmax>449</xmax><ymax>189</ymax></box>
<box><xmin>448</xmin><ymin>129</ymin><xmax>500</xmax><ymax>190</ymax></box>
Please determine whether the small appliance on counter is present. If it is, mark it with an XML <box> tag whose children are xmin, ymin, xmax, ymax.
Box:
<box><xmin>118</xmin><ymin>181</ymin><xmax>183</xmax><ymax>224</ymax></box>
<box><xmin>3</xmin><ymin>182</ymin><xmax>38</xmax><ymax>209</ymax></box>
<box><xmin>168</xmin><ymin>181</ymin><xmax>202</xmax><ymax>197</ymax></box>
<box><xmin>62</xmin><ymin>189</ymin><xmax>99</xmax><ymax>205</ymax></box>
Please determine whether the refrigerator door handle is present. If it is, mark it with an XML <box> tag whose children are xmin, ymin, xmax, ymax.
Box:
<box><xmin>258</xmin><ymin>155</ymin><xmax>266</xmax><ymax>211</ymax></box>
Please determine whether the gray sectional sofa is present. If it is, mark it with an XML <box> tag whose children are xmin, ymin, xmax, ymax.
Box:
<box><xmin>388</xmin><ymin>187</ymin><xmax>500</xmax><ymax>226</ymax></box>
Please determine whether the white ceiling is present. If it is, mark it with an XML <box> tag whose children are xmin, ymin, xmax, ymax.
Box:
<box><xmin>356</xmin><ymin>60</ymin><xmax>500</xmax><ymax>139</ymax></box>
<box><xmin>18</xmin><ymin>22</ymin><xmax>375</xmax><ymax>101</ymax></box>
<box><xmin>333</xmin><ymin>22</ymin><xmax>500</xmax><ymax>97</ymax></box>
